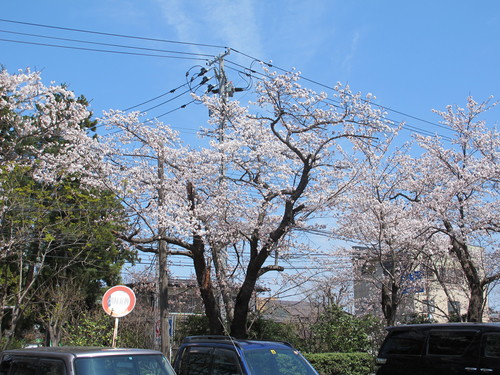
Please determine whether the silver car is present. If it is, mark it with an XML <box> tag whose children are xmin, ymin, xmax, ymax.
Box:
<box><xmin>0</xmin><ymin>347</ymin><xmax>176</xmax><ymax>375</ymax></box>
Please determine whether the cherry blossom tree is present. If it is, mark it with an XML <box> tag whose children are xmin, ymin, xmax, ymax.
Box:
<box><xmin>0</xmin><ymin>69</ymin><xmax>99</xmax><ymax>181</ymax></box>
<box><xmin>98</xmin><ymin>68</ymin><xmax>394</xmax><ymax>338</ymax></box>
<box><xmin>336</xmin><ymin>141</ymin><xmax>434</xmax><ymax>325</ymax></box>
<box><xmin>341</xmin><ymin>97</ymin><xmax>499</xmax><ymax>323</ymax></box>
<box><xmin>0</xmin><ymin>69</ymin><xmax>129</xmax><ymax>347</ymax></box>
<box><xmin>407</xmin><ymin>97</ymin><xmax>499</xmax><ymax>322</ymax></box>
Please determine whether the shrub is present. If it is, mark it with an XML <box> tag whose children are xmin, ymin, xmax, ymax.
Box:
<box><xmin>304</xmin><ymin>352</ymin><xmax>374</xmax><ymax>375</ymax></box>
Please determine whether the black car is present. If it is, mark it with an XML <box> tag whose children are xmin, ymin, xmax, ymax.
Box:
<box><xmin>0</xmin><ymin>347</ymin><xmax>176</xmax><ymax>375</ymax></box>
<box><xmin>173</xmin><ymin>335</ymin><xmax>319</xmax><ymax>375</ymax></box>
<box><xmin>375</xmin><ymin>323</ymin><xmax>500</xmax><ymax>375</ymax></box>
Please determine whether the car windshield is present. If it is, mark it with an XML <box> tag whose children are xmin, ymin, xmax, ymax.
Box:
<box><xmin>242</xmin><ymin>348</ymin><xmax>318</xmax><ymax>375</ymax></box>
<box><xmin>74</xmin><ymin>354</ymin><xmax>175</xmax><ymax>375</ymax></box>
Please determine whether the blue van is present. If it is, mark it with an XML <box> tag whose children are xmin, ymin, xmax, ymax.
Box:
<box><xmin>173</xmin><ymin>336</ymin><xmax>319</xmax><ymax>375</ymax></box>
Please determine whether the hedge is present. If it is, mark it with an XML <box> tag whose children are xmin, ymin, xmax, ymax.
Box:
<box><xmin>303</xmin><ymin>352</ymin><xmax>375</xmax><ymax>375</ymax></box>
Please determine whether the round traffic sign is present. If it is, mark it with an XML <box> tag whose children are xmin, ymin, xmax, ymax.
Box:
<box><xmin>102</xmin><ymin>285</ymin><xmax>136</xmax><ymax>318</ymax></box>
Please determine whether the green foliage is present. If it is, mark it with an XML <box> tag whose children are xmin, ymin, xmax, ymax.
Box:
<box><xmin>304</xmin><ymin>352</ymin><xmax>375</xmax><ymax>375</ymax></box>
<box><xmin>63</xmin><ymin>310</ymin><xmax>114</xmax><ymax>347</ymax></box>
<box><xmin>174</xmin><ymin>315</ymin><xmax>211</xmax><ymax>343</ymax></box>
<box><xmin>310</xmin><ymin>305</ymin><xmax>381</xmax><ymax>353</ymax></box>
<box><xmin>248</xmin><ymin>317</ymin><xmax>303</xmax><ymax>349</ymax></box>
<box><xmin>0</xmin><ymin>80</ymin><xmax>133</xmax><ymax>346</ymax></box>
<box><xmin>405</xmin><ymin>313</ymin><xmax>435</xmax><ymax>324</ymax></box>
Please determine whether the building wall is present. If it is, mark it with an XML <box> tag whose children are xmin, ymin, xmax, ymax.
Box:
<box><xmin>352</xmin><ymin>246</ymin><xmax>488</xmax><ymax>323</ymax></box>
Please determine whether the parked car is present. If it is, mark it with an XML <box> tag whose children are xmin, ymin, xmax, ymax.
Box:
<box><xmin>0</xmin><ymin>346</ymin><xmax>176</xmax><ymax>375</ymax></box>
<box><xmin>173</xmin><ymin>335</ymin><xmax>319</xmax><ymax>375</ymax></box>
<box><xmin>375</xmin><ymin>323</ymin><xmax>500</xmax><ymax>375</ymax></box>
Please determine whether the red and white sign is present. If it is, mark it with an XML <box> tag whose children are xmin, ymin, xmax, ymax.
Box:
<box><xmin>102</xmin><ymin>285</ymin><xmax>136</xmax><ymax>318</ymax></box>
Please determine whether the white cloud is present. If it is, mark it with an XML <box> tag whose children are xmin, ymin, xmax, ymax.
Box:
<box><xmin>154</xmin><ymin>0</ymin><xmax>263</xmax><ymax>61</ymax></box>
<box><xmin>341</xmin><ymin>31</ymin><xmax>360</xmax><ymax>75</ymax></box>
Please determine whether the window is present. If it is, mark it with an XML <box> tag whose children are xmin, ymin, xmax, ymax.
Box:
<box><xmin>484</xmin><ymin>333</ymin><xmax>500</xmax><ymax>358</ymax></box>
<box><xmin>39</xmin><ymin>359</ymin><xmax>67</xmax><ymax>375</ymax></box>
<box><xmin>428</xmin><ymin>330</ymin><xmax>477</xmax><ymax>356</ymax></box>
<box><xmin>212</xmin><ymin>349</ymin><xmax>242</xmax><ymax>375</ymax></box>
<box><xmin>244</xmin><ymin>349</ymin><xmax>317</xmax><ymax>375</ymax></box>
<box><xmin>179</xmin><ymin>347</ymin><xmax>212</xmax><ymax>375</ymax></box>
<box><xmin>379</xmin><ymin>330</ymin><xmax>426</xmax><ymax>356</ymax></box>
<box><xmin>75</xmin><ymin>355</ymin><xmax>174</xmax><ymax>375</ymax></box>
<box><xmin>9</xmin><ymin>358</ymin><xmax>38</xmax><ymax>375</ymax></box>
<box><xmin>0</xmin><ymin>355</ymin><xmax>13</xmax><ymax>375</ymax></box>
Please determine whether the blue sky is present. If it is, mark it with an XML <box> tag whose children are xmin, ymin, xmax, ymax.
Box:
<box><xmin>2</xmin><ymin>0</ymin><xmax>499</xmax><ymax>141</ymax></box>
<box><xmin>2</xmin><ymin>1</ymin><xmax>499</xmax><ymax>307</ymax></box>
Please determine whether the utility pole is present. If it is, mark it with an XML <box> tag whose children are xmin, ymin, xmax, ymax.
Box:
<box><xmin>207</xmin><ymin>49</ymin><xmax>232</xmax><ymax>145</ymax></box>
<box><xmin>205</xmin><ymin>49</ymin><xmax>244</xmax><ymax>326</ymax></box>
<box><xmin>157</xmin><ymin>154</ymin><xmax>171</xmax><ymax>359</ymax></box>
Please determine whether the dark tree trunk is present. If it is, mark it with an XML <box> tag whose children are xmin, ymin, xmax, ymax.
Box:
<box><xmin>381</xmin><ymin>282</ymin><xmax>399</xmax><ymax>326</ymax></box>
<box><xmin>448</xmin><ymin>237</ymin><xmax>485</xmax><ymax>322</ymax></box>
<box><xmin>466</xmin><ymin>283</ymin><xmax>485</xmax><ymax>322</ymax></box>
<box><xmin>191</xmin><ymin>237</ymin><xmax>224</xmax><ymax>334</ymax></box>
<box><xmin>230</xmin><ymin>240</ymin><xmax>270</xmax><ymax>338</ymax></box>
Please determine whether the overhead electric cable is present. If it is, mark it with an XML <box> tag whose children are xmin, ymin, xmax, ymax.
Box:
<box><xmin>0</xmin><ymin>38</ymin><xmax>208</xmax><ymax>61</ymax></box>
<box><xmin>141</xmin><ymin>87</ymin><xmax>194</xmax><ymax>113</ymax></box>
<box><xmin>123</xmin><ymin>82</ymin><xmax>190</xmax><ymax>111</ymax></box>
<box><xmin>226</xmin><ymin>58</ymin><xmax>452</xmax><ymax>140</ymax></box>
<box><xmin>230</xmin><ymin>49</ymin><xmax>450</xmax><ymax>132</ymax></box>
<box><xmin>155</xmin><ymin>99</ymin><xmax>196</xmax><ymax>119</ymax></box>
<box><xmin>0</xmin><ymin>18</ymin><xmax>227</xmax><ymax>49</ymax></box>
<box><xmin>0</xmin><ymin>29</ymin><xmax>216</xmax><ymax>58</ymax></box>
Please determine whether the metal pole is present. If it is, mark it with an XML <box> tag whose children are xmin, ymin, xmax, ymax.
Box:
<box><xmin>112</xmin><ymin>317</ymin><xmax>119</xmax><ymax>348</ymax></box>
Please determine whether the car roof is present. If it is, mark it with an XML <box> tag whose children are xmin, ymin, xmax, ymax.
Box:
<box><xmin>386</xmin><ymin>322</ymin><xmax>500</xmax><ymax>332</ymax></box>
<box><xmin>1</xmin><ymin>347</ymin><xmax>163</xmax><ymax>358</ymax></box>
<box><xmin>181</xmin><ymin>336</ymin><xmax>294</xmax><ymax>350</ymax></box>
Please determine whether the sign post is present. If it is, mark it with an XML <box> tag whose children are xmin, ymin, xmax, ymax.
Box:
<box><xmin>102</xmin><ymin>285</ymin><xmax>136</xmax><ymax>348</ymax></box>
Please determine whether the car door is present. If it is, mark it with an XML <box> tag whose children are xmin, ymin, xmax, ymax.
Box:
<box><xmin>480</xmin><ymin>333</ymin><xmax>500</xmax><ymax>374</ymax></box>
<box><xmin>376</xmin><ymin>329</ymin><xmax>427</xmax><ymax>375</ymax></box>
<box><xmin>425</xmin><ymin>329</ymin><xmax>481</xmax><ymax>375</ymax></box>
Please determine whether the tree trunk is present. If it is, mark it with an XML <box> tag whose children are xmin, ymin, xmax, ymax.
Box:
<box><xmin>212</xmin><ymin>244</ymin><xmax>234</xmax><ymax>323</ymax></box>
<box><xmin>230</xmin><ymin>249</ymin><xmax>269</xmax><ymax>338</ymax></box>
<box><xmin>467</xmin><ymin>283</ymin><xmax>485</xmax><ymax>322</ymax></box>
<box><xmin>381</xmin><ymin>282</ymin><xmax>398</xmax><ymax>326</ymax></box>
<box><xmin>448</xmin><ymin>238</ymin><xmax>484</xmax><ymax>322</ymax></box>
<box><xmin>192</xmin><ymin>245</ymin><xmax>224</xmax><ymax>335</ymax></box>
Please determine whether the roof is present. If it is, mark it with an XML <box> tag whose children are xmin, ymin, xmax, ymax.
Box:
<box><xmin>386</xmin><ymin>322</ymin><xmax>500</xmax><ymax>331</ymax></box>
<box><xmin>181</xmin><ymin>336</ymin><xmax>294</xmax><ymax>350</ymax></box>
<box><xmin>1</xmin><ymin>347</ymin><xmax>163</xmax><ymax>358</ymax></box>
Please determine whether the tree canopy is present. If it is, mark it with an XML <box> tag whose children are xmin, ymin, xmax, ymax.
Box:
<box><xmin>0</xmin><ymin>68</ymin><xmax>131</xmax><ymax>348</ymax></box>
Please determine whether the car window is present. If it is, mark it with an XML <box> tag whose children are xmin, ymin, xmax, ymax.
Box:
<box><xmin>379</xmin><ymin>330</ymin><xmax>426</xmax><ymax>356</ymax></box>
<box><xmin>74</xmin><ymin>355</ymin><xmax>174</xmax><ymax>375</ymax></box>
<box><xmin>0</xmin><ymin>355</ymin><xmax>13</xmax><ymax>375</ymax></box>
<box><xmin>178</xmin><ymin>347</ymin><xmax>212</xmax><ymax>375</ymax></box>
<box><xmin>243</xmin><ymin>349</ymin><xmax>317</xmax><ymax>375</ymax></box>
<box><xmin>212</xmin><ymin>349</ymin><xmax>242</xmax><ymax>375</ymax></box>
<box><xmin>39</xmin><ymin>359</ymin><xmax>67</xmax><ymax>375</ymax></box>
<box><xmin>428</xmin><ymin>330</ymin><xmax>477</xmax><ymax>356</ymax></box>
<box><xmin>484</xmin><ymin>333</ymin><xmax>500</xmax><ymax>358</ymax></box>
<box><xmin>9</xmin><ymin>357</ymin><xmax>38</xmax><ymax>375</ymax></box>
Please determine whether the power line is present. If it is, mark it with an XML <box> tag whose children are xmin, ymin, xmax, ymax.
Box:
<box><xmin>0</xmin><ymin>29</ymin><xmax>215</xmax><ymax>59</ymax></box>
<box><xmin>0</xmin><ymin>18</ymin><xmax>227</xmax><ymax>49</ymax></box>
<box><xmin>123</xmin><ymin>82</ymin><xmax>191</xmax><ymax>111</ymax></box>
<box><xmin>229</xmin><ymin>50</ymin><xmax>452</xmax><ymax>134</ymax></box>
<box><xmin>1</xmin><ymin>18</ymin><xmax>455</xmax><ymax>141</ymax></box>
<box><xmin>0</xmin><ymin>38</ymin><xmax>208</xmax><ymax>61</ymax></box>
<box><xmin>225</xmin><ymin>60</ymin><xmax>452</xmax><ymax>141</ymax></box>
